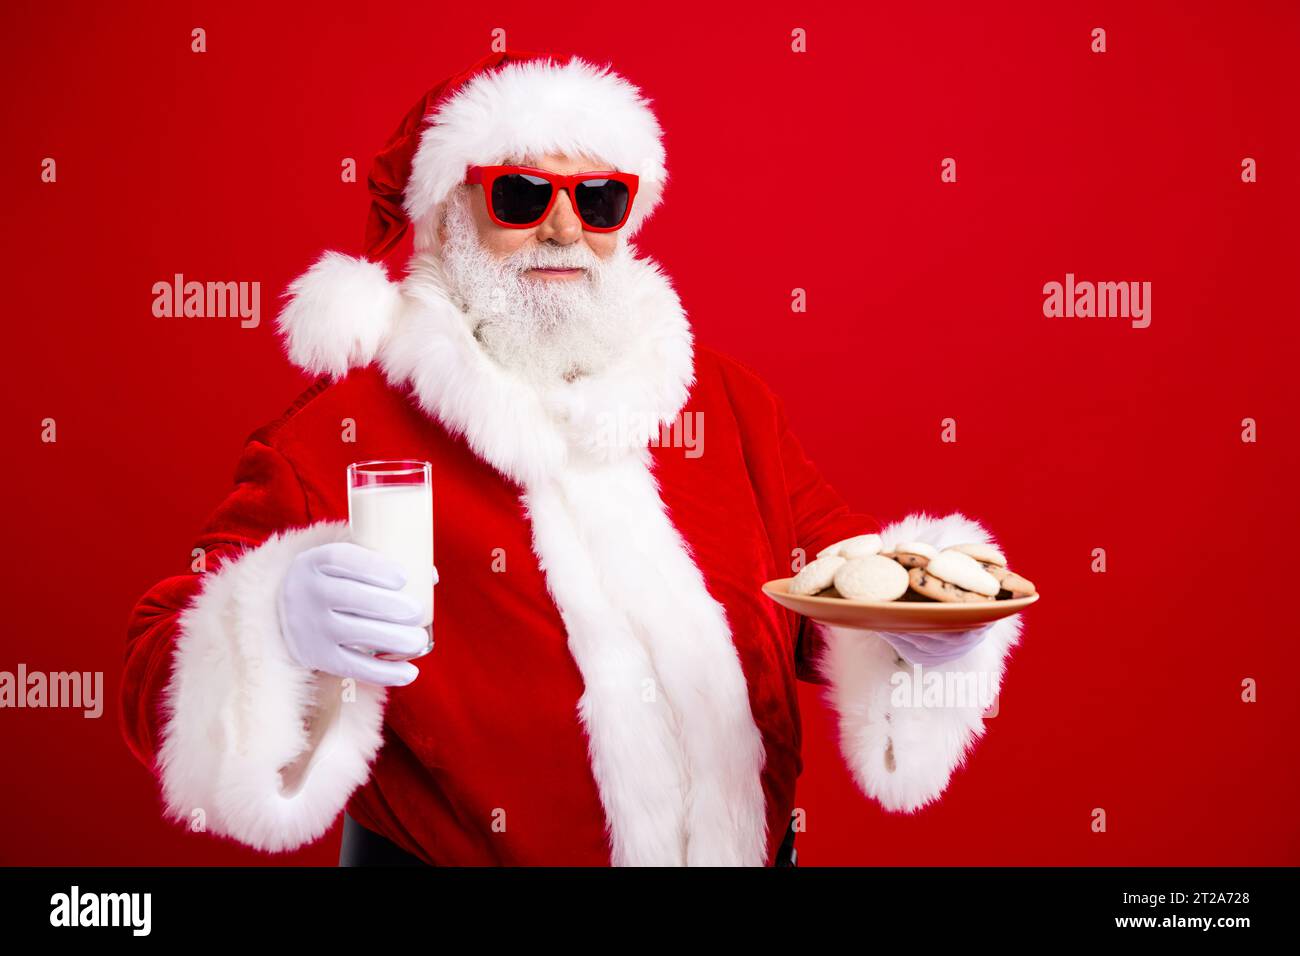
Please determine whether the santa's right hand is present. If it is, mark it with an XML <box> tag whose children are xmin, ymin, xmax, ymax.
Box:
<box><xmin>277</xmin><ymin>542</ymin><xmax>427</xmax><ymax>687</ymax></box>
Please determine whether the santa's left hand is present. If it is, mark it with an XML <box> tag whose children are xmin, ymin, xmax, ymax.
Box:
<box><xmin>873</xmin><ymin>623</ymin><xmax>996</xmax><ymax>666</ymax></box>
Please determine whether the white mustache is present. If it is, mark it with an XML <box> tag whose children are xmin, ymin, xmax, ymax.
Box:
<box><xmin>507</xmin><ymin>247</ymin><xmax>599</xmax><ymax>273</ymax></box>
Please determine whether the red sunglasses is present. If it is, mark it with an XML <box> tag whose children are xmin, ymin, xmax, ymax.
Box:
<box><xmin>464</xmin><ymin>165</ymin><xmax>640</xmax><ymax>232</ymax></box>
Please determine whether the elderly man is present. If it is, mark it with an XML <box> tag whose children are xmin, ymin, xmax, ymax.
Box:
<box><xmin>121</xmin><ymin>50</ymin><xmax>1024</xmax><ymax>867</ymax></box>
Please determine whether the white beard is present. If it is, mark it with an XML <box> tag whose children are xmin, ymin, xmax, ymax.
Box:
<box><xmin>437</xmin><ymin>186</ymin><xmax>640</xmax><ymax>388</ymax></box>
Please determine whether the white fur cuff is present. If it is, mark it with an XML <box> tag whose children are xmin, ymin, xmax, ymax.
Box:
<box><xmin>811</xmin><ymin>512</ymin><xmax>1025</xmax><ymax>812</ymax></box>
<box><xmin>156</xmin><ymin>520</ymin><xmax>389</xmax><ymax>852</ymax></box>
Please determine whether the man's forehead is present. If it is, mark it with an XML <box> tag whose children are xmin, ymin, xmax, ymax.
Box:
<box><xmin>498</xmin><ymin>152</ymin><xmax>615</xmax><ymax>171</ymax></box>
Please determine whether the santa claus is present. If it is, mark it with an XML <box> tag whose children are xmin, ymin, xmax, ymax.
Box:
<box><xmin>121</xmin><ymin>49</ymin><xmax>1025</xmax><ymax>867</ymax></box>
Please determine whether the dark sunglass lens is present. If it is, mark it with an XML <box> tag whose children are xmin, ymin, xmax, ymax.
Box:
<box><xmin>491</xmin><ymin>174</ymin><xmax>553</xmax><ymax>224</ymax></box>
<box><xmin>574</xmin><ymin>179</ymin><xmax>630</xmax><ymax>229</ymax></box>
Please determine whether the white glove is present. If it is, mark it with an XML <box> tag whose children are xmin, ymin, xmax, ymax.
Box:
<box><xmin>873</xmin><ymin>623</ymin><xmax>995</xmax><ymax>667</ymax></box>
<box><xmin>277</xmin><ymin>541</ymin><xmax>437</xmax><ymax>686</ymax></box>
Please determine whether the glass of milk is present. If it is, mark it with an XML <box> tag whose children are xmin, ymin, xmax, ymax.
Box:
<box><xmin>346</xmin><ymin>460</ymin><xmax>435</xmax><ymax>662</ymax></box>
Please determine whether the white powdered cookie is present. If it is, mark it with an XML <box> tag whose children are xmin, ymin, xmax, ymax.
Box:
<box><xmin>816</xmin><ymin>533</ymin><xmax>882</xmax><ymax>560</ymax></box>
<box><xmin>789</xmin><ymin>555</ymin><xmax>847</xmax><ymax>596</ymax></box>
<box><xmin>895</xmin><ymin>541</ymin><xmax>939</xmax><ymax>560</ymax></box>
<box><xmin>908</xmin><ymin>566</ymin><xmax>989</xmax><ymax>603</ymax></box>
<box><xmin>894</xmin><ymin>538</ymin><xmax>935</xmax><ymax>561</ymax></box>
<box><xmin>947</xmin><ymin>542</ymin><xmax>1007</xmax><ymax>568</ymax></box>
<box><xmin>886</xmin><ymin>541</ymin><xmax>939</xmax><ymax>568</ymax></box>
<box><xmin>832</xmin><ymin>554</ymin><xmax>910</xmax><ymax>602</ymax></box>
<box><xmin>925</xmin><ymin>550</ymin><xmax>1001</xmax><ymax>597</ymax></box>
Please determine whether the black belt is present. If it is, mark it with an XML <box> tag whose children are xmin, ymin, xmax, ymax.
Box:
<box><xmin>339</xmin><ymin>813</ymin><xmax>428</xmax><ymax>866</ymax></box>
<box><xmin>340</xmin><ymin>812</ymin><xmax>799</xmax><ymax>867</ymax></box>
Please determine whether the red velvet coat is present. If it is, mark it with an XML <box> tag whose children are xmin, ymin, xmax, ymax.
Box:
<box><xmin>121</xmin><ymin>250</ymin><xmax>1023</xmax><ymax>866</ymax></box>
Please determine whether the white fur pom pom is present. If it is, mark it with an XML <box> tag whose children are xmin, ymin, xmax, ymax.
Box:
<box><xmin>275</xmin><ymin>251</ymin><xmax>402</xmax><ymax>378</ymax></box>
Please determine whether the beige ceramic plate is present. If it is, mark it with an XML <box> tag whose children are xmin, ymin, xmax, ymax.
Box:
<box><xmin>762</xmin><ymin>577</ymin><xmax>1039</xmax><ymax>633</ymax></box>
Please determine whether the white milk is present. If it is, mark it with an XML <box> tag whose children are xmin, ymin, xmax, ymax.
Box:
<box><xmin>347</xmin><ymin>483</ymin><xmax>434</xmax><ymax>627</ymax></box>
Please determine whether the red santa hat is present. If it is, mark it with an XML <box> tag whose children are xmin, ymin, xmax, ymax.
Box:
<box><xmin>277</xmin><ymin>48</ymin><xmax>670</xmax><ymax>377</ymax></box>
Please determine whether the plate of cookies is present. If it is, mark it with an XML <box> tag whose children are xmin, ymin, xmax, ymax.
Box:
<box><xmin>762</xmin><ymin>535</ymin><xmax>1038</xmax><ymax>633</ymax></box>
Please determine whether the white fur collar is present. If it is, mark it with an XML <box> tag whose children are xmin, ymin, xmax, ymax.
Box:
<box><xmin>276</xmin><ymin>249</ymin><xmax>697</xmax><ymax>486</ymax></box>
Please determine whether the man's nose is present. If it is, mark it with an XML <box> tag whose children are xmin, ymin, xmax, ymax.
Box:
<box><xmin>534</xmin><ymin>187</ymin><xmax>583</xmax><ymax>244</ymax></box>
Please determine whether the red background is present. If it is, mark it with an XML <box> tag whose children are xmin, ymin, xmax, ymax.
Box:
<box><xmin>1</xmin><ymin>0</ymin><xmax>1296</xmax><ymax>865</ymax></box>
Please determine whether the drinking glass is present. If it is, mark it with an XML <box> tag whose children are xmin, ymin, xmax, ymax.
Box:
<box><xmin>346</xmin><ymin>460</ymin><xmax>434</xmax><ymax>662</ymax></box>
